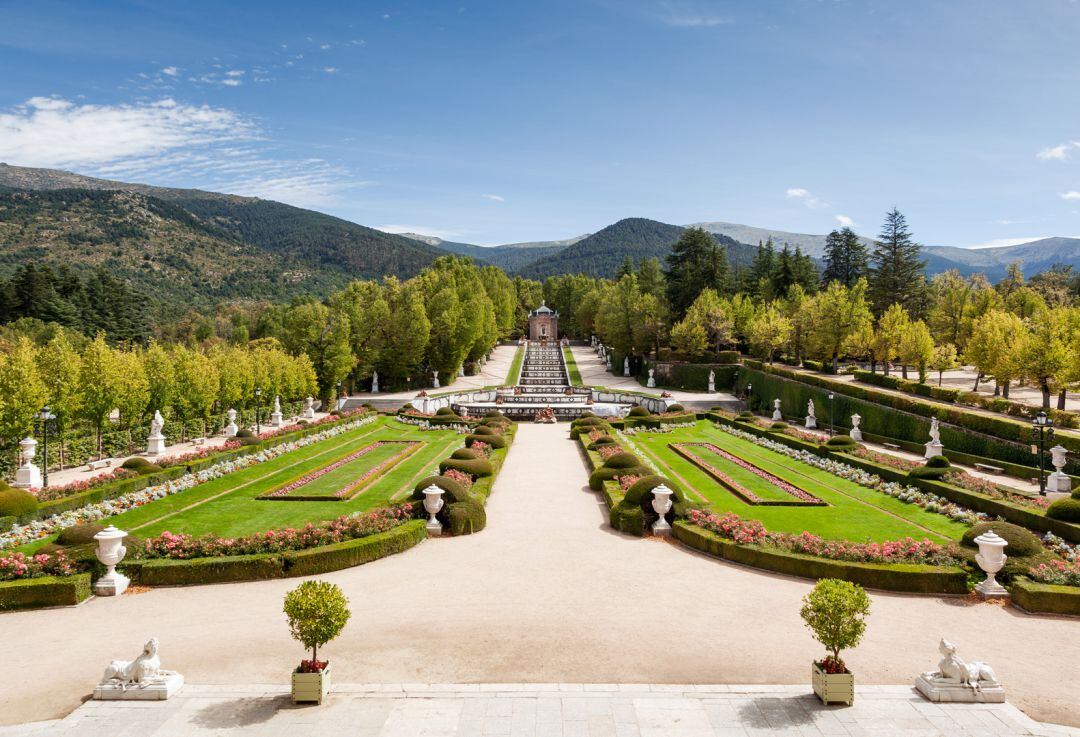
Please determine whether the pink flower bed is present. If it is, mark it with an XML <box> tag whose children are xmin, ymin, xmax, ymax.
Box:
<box><xmin>687</xmin><ymin>509</ymin><xmax>956</xmax><ymax>565</ymax></box>
<box><xmin>850</xmin><ymin>447</ymin><xmax>921</xmax><ymax>472</ymax></box>
<box><xmin>597</xmin><ymin>444</ymin><xmax>622</xmax><ymax>461</ymax></box>
<box><xmin>470</xmin><ymin>441</ymin><xmax>492</xmax><ymax>458</ymax></box>
<box><xmin>33</xmin><ymin>469</ymin><xmax>139</xmax><ymax>503</ymax></box>
<box><xmin>784</xmin><ymin>427</ymin><xmax>825</xmax><ymax>443</ymax></box>
<box><xmin>618</xmin><ymin>475</ymin><xmax>642</xmax><ymax>492</ymax></box>
<box><xmin>673</xmin><ymin>443</ymin><xmax>825</xmax><ymax>506</ymax></box>
<box><xmin>142</xmin><ymin>505</ymin><xmax>414</xmax><ymax>559</ymax></box>
<box><xmin>0</xmin><ymin>550</ymin><xmax>77</xmax><ymax>581</ymax></box>
<box><xmin>1028</xmin><ymin>559</ymin><xmax>1080</xmax><ymax>586</ymax></box>
<box><xmin>442</xmin><ymin>468</ymin><xmax>474</xmax><ymax>489</ymax></box>
<box><xmin>264</xmin><ymin>442</ymin><xmax>390</xmax><ymax>498</ymax></box>
<box><xmin>943</xmin><ymin>470</ymin><xmax>1051</xmax><ymax>509</ymax></box>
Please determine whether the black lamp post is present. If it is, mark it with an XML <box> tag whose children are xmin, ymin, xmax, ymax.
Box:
<box><xmin>336</xmin><ymin>381</ymin><xmax>343</xmax><ymax>409</ymax></box>
<box><xmin>255</xmin><ymin>388</ymin><xmax>263</xmax><ymax>435</ymax></box>
<box><xmin>827</xmin><ymin>392</ymin><xmax>835</xmax><ymax>437</ymax></box>
<box><xmin>1032</xmin><ymin>411</ymin><xmax>1054</xmax><ymax>494</ymax></box>
<box><xmin>35</xmin><ymin>405</ymin><xmax>56</xmax><ymax>488</ymax></box>
<box><xmin>745</xmin><ymin>383</ymin><xmax>753</xmax><ymax>410</ymax></box>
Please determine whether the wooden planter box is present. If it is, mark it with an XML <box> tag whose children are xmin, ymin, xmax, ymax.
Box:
<box><xmin>291</xmin><ymin>663</ymin><xmax>331</xmax><ymax>704</ymax></box>
<box><xmin>811</xmin><ymin>662</ymin><xmax>854</xmax><ymax>705</ymax></box>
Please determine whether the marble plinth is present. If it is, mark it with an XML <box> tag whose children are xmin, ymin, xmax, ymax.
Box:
<box><xmin>94</xmin><ymin>673</ymin><xmax>184</xmax><ymax>701</ymax></box>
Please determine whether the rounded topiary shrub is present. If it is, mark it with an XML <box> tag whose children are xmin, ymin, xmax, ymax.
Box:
<box><xmin>770</xmin><ymin>422</ymin><xmax>787</xmax><ymax>430</ymax></box>
<box><xmin>0</xmin><ymin>486</ymin><xmax>37</xmax><ymax>517</ymax></box>
<box><xmin>588</xmin><ymin>465</ymin><xmax>651</xmax><ymax>491</ymax></box>
<box><xmin>737</xmin><ymin>410</ymin><xmax>756</xmax><ymax>420</ymax></box>
<box><xmin>439</xmin><ymin>457</ymin><xmax>494</xmax><ymax>478</ymax></box>
<box><xmin>1047</xmin><ymin>498</ymin><xmax>1080</xmax><ymax>523</ymax></box>
<box><xmin>571</xmin><ymin>417</ymin><xmax>603</xmax><ymax>428</ymax></box>
<box><xmin>480</xmin><ymin>417</ymin><xmax>508</xmax><ymax>428</ymax></box>
<box><xmin>622</xmin><ymin>475</ymin><xmax>681</xmax><ymax>508</ymax></box>
<box><xmin>447</xmin><ymin>499</ymin><xmax>487</xmax><ymax>536</ymax></box>
<box><xmin>472</xmin><ymin>425</ymin><xmax>497</xmax><ymax>436</ymax></box>
<box><xmin>121</xmin><ymin>457</ymin><xmax>151</xmax><ymax>471</ymax></box>
<box><xmin>579</xmin><ymin>411</ymin><xmax>596</xmax><ymax>419</ymax></box>
<box><xmin>236</xmin><ymin>429</ymin><xmax>254</xmax><ymax>438</ymax></box>
<box><xmin>450</xmin><ymin>448</ymin><xmax>482</xmax><ymax>460</ymax></box>
<box><xmin>925</xmin><ymin>455</ymin><xmax>952</xmax><ymax>468</ymax></box>
<box><xmin>603</xmin><ymin>452</ymin><xmax>642</xmax><ymax>469</ymax></box>
<box><xmin>960</xmin><ymin>521</ymin><xmax>1043</xmax><ymax>557</ymax></box>
<box><xmin>56</xmin><ymin>523</ymin><xmax>106</xmax><ymax>547</ymax></box>
<box><xmin>627</xmin><ymin>406</ymin><xmax>651</xmax><ymax>418</ymax></box>
<box><xmin>667</xmin><ymin>404</ymin><xmax>685</xmax><ymax>413</ymax></box>
<box><xmin>908</xmin><ymin>464</ymin><xmax>949</xmax><ymax>480</ymax></box>
<box><xmin>484</xmin><ymin>410</ymin><xmax>505</xmax><ymax>418</ymax></box>
<box><xmin>412</xmin><ymin>475</ymin><xmax>470</xmax><ymax>504</ymax></box>
<box><xmin>435</xmin><ymin>407</ymin><xmax>457</xmax><ymax>416</ymax></box>
<box><xmin>588</xmin><ymin>436</ymin><xmax>616</xmax><ymax>450</ymax></box>
<box><xmin>466</xmin><ymin>433</ymin><xmax>506</xmax><ymax>449</ymax></box>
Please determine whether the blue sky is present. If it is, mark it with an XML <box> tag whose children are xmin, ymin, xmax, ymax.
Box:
<box><xmin>1</xmin><ymin>0</ymin><xmax>1079</xmax><ymax>247</ymax></box>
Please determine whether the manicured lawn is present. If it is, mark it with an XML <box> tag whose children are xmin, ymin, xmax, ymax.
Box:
<box><xmin>504</xmin><ymin>346</ymin><xmax>524</xmax><ymax>386</ymax></box>
<box><xmin>258</xmin><ymin>440</ymin><xmax>421</xmax><ymax>500</ymax></box>
<box><xmin>563</xmin><ymin>347</ymin><xmax>582</xmax><ymax>386</ymax></box>
<box><xmin>86</xmin><ymin>417</ymin><xmax>462</xmax><ymax>538</ymax></box>
<box><xmin>629</xmin><ymin>421</ymin><xmax>969</xmax><ymax>543</ymax></box>
<box><xmin>673</xmin><ymin>443</ymin><xmax>823</xmax><ymax>505</ymax></box>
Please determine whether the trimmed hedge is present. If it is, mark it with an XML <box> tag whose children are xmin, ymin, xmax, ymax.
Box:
<box><xmin>1009</xmin><ymin>578</ymin><xmax>1080</xmax><ymax>616</ymax></box>
<box><xmin>466</xmin><ymin>433</ymin><xmax>506</xmax><ymax>449</ymax></box>
<box><xmin>588</xmin><ymin>465</ymin><xmax>650</xmax><ymax>491</ymax></box>
<box><xmin>1048</xmin><ymin>498</ymin><xmax>1080</xmax><ymax>522</ymax></box>
<box><xmin>0</xmin><ymin>486</ymin><xmax>37</xmax><ymax>517</ymax></box>
<box><xmin>450</xmin><ymin>448</ymin><xmax>482</xmax><ymax>460</ymax></box>
<box><xmin>854</xmin><ymin>370</ymin><xmax>963</xmax><ymax>403</ymax></box>
<box><xmin>448</xmin><ymin>499</ymin><xmax>487</xmax><ymax>536</ymax></box>
<box><xmin>412</xmin><ymin>476</ymin><xmax>470</xmax><ymax>504</ymax></box>
<box><xmin>134</xmin><ymin>521</ymin><xmax>426</xmax><ymax>586</ymax></box>
<box><xmin>627</xmin><ymin>406</ymin><xmax>651</xmax><ymax>418</ymax></box>
<box><xmin>603</xmin><ymin>452</ymin><xmax>642</xmax><ymax>469</ymax></box>
<box><xmin>640</xmin><ymin>361</ymin><xmax>738</xmax><ymax>391</ymax></box>
<box><xmin>674</xmin><ymin>521</ymin><xmax>968</xmax><ymax>594</ymax></box>
<box><xmin>439</xmin><ymin>457</ymin><xmax>494</xmax><ymax>478</ymax></box>
<box><xmin>959</xmin><ymin>521</ymin><xmax>1043</xmax><ymax>557</ymax></box>
<box><xmin>0</xmin><ymin>573</ymin><xmax>92</xmax><ymax>610</ymax></box>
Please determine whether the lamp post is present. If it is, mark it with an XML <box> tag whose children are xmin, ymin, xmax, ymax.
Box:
<box><xmin>336</xmin><ymin>381</ymin><xmax>343</xmax><ymax>410</ymax></box>
<box><xmin>255</xmin><ymin>388</ymin><xmax>262</xmax><ymax>435</ymax></box>
<box><xmin>1032</xmin><ymin>411</ymin><xmax>1055</xmax><ymax>494</ymax></box>
<box><xmin>745</xmin><ymin>383</ymin><xmax>752</xmax><ymax>410</ymax></box>
<box><xmin>35</xmin><ymin>405</ymin><xmax>56</xmax><ymax>488</ymax></box>
<box><xmin>827</xmin><ymin>392</ymin><xmax>835</xmax><ymax>437</ymax></box>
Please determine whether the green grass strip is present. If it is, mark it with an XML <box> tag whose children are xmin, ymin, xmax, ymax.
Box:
<box><xmin>563</xmin><ymin>347</ymin><xmax>583</xmax><ymax>386</ymax></box>
<box><xmin>504</xmin><ymin>346</ymin><xmax>524</xmax><ymax>386</ymax></box>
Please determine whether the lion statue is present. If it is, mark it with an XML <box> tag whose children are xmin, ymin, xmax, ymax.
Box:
<box><xmin>102</xmin><ymin>638</ymin><xmax>167</xmax><ymax>689</ymax></box>
<box><xmin>925</xmin><ymin>638</ymin><xmax>999</xmax><ymax>692</ymax></box>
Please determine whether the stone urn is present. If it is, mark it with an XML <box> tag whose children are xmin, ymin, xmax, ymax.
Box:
<box><xmin>650</xmin><ymin>484</ymin><xmax>674</xmax><ymax>535</ymax></box>
<box><xmin>973</xmin><ymin>531</ymin><xmax>1009</xmax><ymax>599</ymax></box>
<box><xmin>423</xmin><ymin>485</ymin><xmax>445</xmax><ymax>535</ymax></box>
<box><xmin>772</xmin><ymin>399</ymin><xmax>782</xmax><ymax>421</ymax></box>
<box><xmin>849</xmin><ymin>414</ymin><xmax>862</xmax><ymax>442</ymax></box>
<box><xmin>14</xmin><ymin>437</ymin><xmax>42</xmax><ymax>489</ymax></box>
<box><xmin>93</xmin><ymin>525</ymin><xmax>130</xmax><ymax>596</ymax></box>
<box><xmin>1047</xmin><ymin>445</ymin><xmax>1072</xmax><ymax>497</ymax></box>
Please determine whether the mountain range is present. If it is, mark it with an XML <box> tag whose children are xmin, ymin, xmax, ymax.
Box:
<box><xmin>1</xmin><ymin>163</ymin><xmax>1077</xmax><ymax>310</ymax></box>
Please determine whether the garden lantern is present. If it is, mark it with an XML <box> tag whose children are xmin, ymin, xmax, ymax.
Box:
<box><xmin>1031</xmin><ymin>411</ymin><xmax>1054</xmax><ymax>494</ymax></box>
<box><xmin>35</xmin><ymin>405</ymin><xmax>56</xmax><ymax>488</ymax></box>
<box><xmin>973</xmin><ymin>530</ymin><xmax>1008</xmax><ymax>599</ymax></box>
<box><xmin>827</xmin><ymin>393</ymin><xmax>835</xmax><ymax>437</ymax></box>
<box><xmin>651</xmin><ymin>484</ymin><xmax>674</xmax><ymax>535</ymax></box>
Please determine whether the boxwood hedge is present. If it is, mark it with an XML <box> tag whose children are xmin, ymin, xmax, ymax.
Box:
<box><xmin>1009</xmin><ymin>578</ymin><xmax>1080</xmax><ymax>616</ymax></box>
<box><xmin>0</xmin><ymin>573</ymin><xmax>92</xmax><ymax>610</ymax></box>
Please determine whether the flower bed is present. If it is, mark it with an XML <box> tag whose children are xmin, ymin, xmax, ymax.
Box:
<box><xmin>142</xmin><ymin>505</ymin><xmax>413</xmax><ymax>559</ymax></box>
<box><xmin>672</xmin><ymin>442</ymin><xmax>826</xmax><ymax>506</ymax></box>
<box><xmin>716</xmin><ymin>423</ymin><xmax>985</xmax><ymax>526</ymax></box>
<box><xmin>257</xmin><ymin>441</ymin><xmax>420</xmax><ymax>501</ymax></box>
<box><xmin>943</xmin><ymin>470</ymin><xmax>1051</xmax><ymax>510</ymax></box>
<box><xmin>1</xmin><ymin>550</ymin><xmax>77</xmax><ymax>581</ymax></box>
<box><xmin>442</xmin><ymin>468</ymin><xmax>473</xmax><ymax>489</ymax></box>
<box><xmin>1</xmin><ymin>413</ymin><xmax>380</xmax><ymax>550</ymax></box>
<box><xmin>849</xmin><ymin>447</ymin><xmax>921</xmax><ymax>472</ymax></box>
<box><xmin>1027</xmin><ymin>559</ymin><xmax>1080</xmax><ymax>587</ymax></box>
<box><xmin>686</xmin><ymin>510</ymin><xmax>958</xmax><ymax>566</ymax></box>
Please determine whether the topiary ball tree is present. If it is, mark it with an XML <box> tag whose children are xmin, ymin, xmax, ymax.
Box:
<box><xmin>283</xmin><ymin>580</ymin><xmax>351</xmax><ymax>669</ymax></box>
<box><xmin>959</xmin><ymin>521</ymin><xmax>1043</xmax><ymax>557</ymax></box>
<box><xmin>0</xmin><ymin>486</ymin><xmax>37</xmax><ymax>518</ymax></box>
<box><xmin>603</xmin><ymin>452</ymin><xmax>642</xmax><ymax>469</ymax></box>
<box><xmin>667</xmin><ymin>404</ymin><xmax>685</xmax><ymax>413</ymax></box>
<box><xmin>627</xmin><ymin>406</ymin><xmax>651</xmax><ymax>418</ymax></box>
<box><xmin>1047</xmin><ymin>498</ymin><xmax>1080</xmax><ymax>523</ymax></box>
<box><xmin>799</xmin><ymin>578</ymin><xmax>871</xmax><ymax>674</ymax></box>
<box><xmin>435</xmin><ymin>406</ymin><xmax>457</xmax><ymax>416</ymax></box>
<box><xmin>925</xmin><ymin>455</ymin><xmax>951</xmax><ymax>468</ymax></box>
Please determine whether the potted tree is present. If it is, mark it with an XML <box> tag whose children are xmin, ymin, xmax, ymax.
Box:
<box><xmin>800</xmin><ymin>578</ymin><xmax>871</xmax><ymax>706</ymax></box>
<box><xmin>283</xmin><ymin>580</ymin><xmax>351</xmax><ymax>704</ymax></box>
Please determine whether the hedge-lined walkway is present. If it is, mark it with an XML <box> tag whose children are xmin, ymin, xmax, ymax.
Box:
<box><xmin>2</xmin><ymin>425</ymin><xmax>1079</xmax><ymax>729</ymax></box>
<box><xmin>569</xmin><ymin>345</ymin><xmax>738</xmax><ymax>401</ymax></box>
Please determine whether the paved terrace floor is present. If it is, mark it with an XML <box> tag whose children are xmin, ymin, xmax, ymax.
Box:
<box><xmin>349</xmin><ymin>344</ymin><xmax>519</xmax><ymax>402</ymax></box>
<box><xmin>9</xmin><ymin>684</ymin><xmax>1078</xmax><ymax>737</ymax></box>
<box><xmin>2</xmin><ymin>425</ymin><xmax>1078</xmax><ymax>730</ymax></box>
<box><xmin>570</xmin><ymin>346</ymin><xmax>739</xmax><ymax>404</ymax></box>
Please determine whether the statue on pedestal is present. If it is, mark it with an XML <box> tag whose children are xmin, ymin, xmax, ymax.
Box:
<box><xmin>647</xmin><ymin>368</ymin><xmax>656</xmax><ymax>388</ymax></box>
<box><xmin>915</xmin><ymin>638</ymin><xmax>1004</xmax><ymax>703</ymax></box>
<box><xmin>371</xmin><ymin>371</ymin><xmax>379</xmax><ymax>393</ymax></box>
<box><xmin>623</xmin><ymin>357</ymin><xmax>630</xmax><ymax>377</ymax></box>
<box><xmin>925</xmin><ymin>417</ymin><xmax>944</xmax><ymax>459</ymax></box>
<box><xmin>707</xmin><ymin>370</ymin><xmax>715</xmax><ymax>393</ymax></box>
<box><xmin>772</xmin><ymin>398</ymin><xmax>782</xmax><ymax>421</ymax></box>
<box><xmin>224</xmin><ymin>409</ymin><xmax>238</xmax><ymax>437</ymax></box>
<box><xmin>432</xmin><ymin>370</ymin><xmax>440</xmax><ymax>389</ymax></box>
<box><xmin>94</xmin><ymin>638</ymin><xmax>184</xmax><ymax>701</ymax></box>
<box><xmin>805</xmin><ymin>399</ymin><xmax>817</xmax><ymax>429</ymax></box>
<box><xmin>270</xmin><ymin>396</ymin><xmax>283</xmax><ymax>427</ymax></box>
<box><xmin>147</xmin><ymin>411</ymin><xmax>166</xmax><ymax>456</ymax></box>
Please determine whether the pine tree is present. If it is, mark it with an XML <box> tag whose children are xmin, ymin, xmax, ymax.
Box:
<box><xmin>665</xmin><ymin>228</ymin><xmax>731</xmax><ymax>319</ymax></box>
<box><xmin>822</xmin><ymin>227</ymin><xmax>868</xmax><ymax>287</ymax></box>
<box><xmin>868</xmin><ymin>208</ymin><xmax>927</xmax><ymax>316</ymax></box>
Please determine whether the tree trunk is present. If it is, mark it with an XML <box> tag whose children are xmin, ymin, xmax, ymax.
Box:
<box><xmin>1058</xmin><ymin>389</ymin><xmax>1067</xmax><ymax>411</ymax></box>
<box><xmin>1002</xmin><ymin>381</ymin><xmax>1010</xmax><ymax>399</ymax></box>
<box><xmin>97</xmin><ymin>423</ymin><xmax>103</xmax><ymax>461</ymax></box>
<box><xmin>1041</xmin><ymin>381</ymin><xmax>1051</xmax><ymax>409</ymax></box>
<box><xmin>973</xmin><ymin>373</ymin><xmax>981</xmax><ymax>392</ymax></box>
<box><xmin>883</xmin><ymin>361</ymin><xmax>890</xmax><ymax>376</ymax></box>
<box><xmin>901</xmin><ymin>364</ymin><xmax>909</xmax><ymax>380</ymax></box>
<box><xmin>937</xmin><ymin>370</ymin><xmax>943</xmax><ymax>387</ymax></box>
<box><xmin>993</xmin><ymin>382</ymin><xmax>1000</xmax><ymax>396</ymax></box>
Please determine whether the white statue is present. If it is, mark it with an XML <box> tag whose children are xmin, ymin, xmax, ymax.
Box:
<box><xmin>1047</xmin><ymin>445</ymin><xmax>1071</xmax><ymax>496</ymax></box>
<box><xmin>915</xmin><ymin>638</ymin><xmax>1003</xmax><ymax>703</ymax></box>
<box><xmin>433</xmin><ymin>370</ymin><xmax>440</xmax><ymax>389</ymax></box>
<box><xmin>224</xmin><ymin>408</ymin><xmax>238</xmax><ymax>437</ymax></box>
<box><xmin>772</xmin><ymin>398</ymin><xmax>782</xmax><ymax>421</ymax></box>
<box><xmin>623</xmin><ymin>357</ymin><xmax>630</xmax><ymax>377</ymax></box>
<box><xmin>850</xmin><ymin>413</ymin><xmax>862</xmax><ymax>442</ymax></box>
<box><xmin>303</xmin><ymin>396</ymin><xmax>315</xmax><ymax>420</ymax></box>
<box><xmin>371</xmin><ymin>371</ymin><xmax>379</xmax><ymax>394</ymax></box>
<box><xmin>14</xmin><ymin>437</ymin><xmax>41</xmax><ymax>489</ymax></box>
<box><xmin>270</xmin><ymin>396</ymin><xmax>284</xmax><ymax>427</ymax></box>
<box><xmin>805</xmin><ymin>399</ymin><xmax>817</xmax><ymax>429</ymax></box>
<box><xmin>925</xmin><ymin>417</ymin><xmax>944</xmax><ymax>459</ymax></box>
<box><xmin>458</xmin><ymin>365</ymin><xmax>465</xmax><ymax>378</ymax></box>
<box><xmin>146</xmin><ymin>410</ymin><xmax>166</xmax><ymax>456</ymax></box>
<box><xmin>647</xmin><ymin>368</ymin><xmax>656</xmax><ymax>388</ymax></box>
<box><xmin>95</xmin><ymin>638</ymin><xmax>184</xmax><ymax>700</ymax></box>
<box><xmin>708</xmin><ymin>370</ymin><xmax>716</xmax><ymax>393</ymax></box>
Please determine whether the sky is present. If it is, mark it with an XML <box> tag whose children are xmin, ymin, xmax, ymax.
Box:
<box><xmin>1</xmin><ymin>0</ymin><xmax>1079</xmax><ymax>248</ymax></box>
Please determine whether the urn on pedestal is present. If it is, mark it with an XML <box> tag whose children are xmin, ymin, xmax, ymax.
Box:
<box><xmin>1046</xmin><ymin>445</ymin><xmax>1072</xmax><ymax>498</ymax></box>
<box><xmin>423</xmin><ymin>484</ymin><xmax>445</xmax><ymax>535</ymax></box>
<box><xmin>270</xmin><ymin>396</ymin><xmax>284</xmax><ymax>427</ymax></box>
<box><xmin>650</xmin><ymin>484</ymin><xmax>673</xmax><ymax>535</ymax></box>
<box><xmin>13</xmin><ymin>437</ymin><xmax>42</xmax><ymax>489</ymax></box>
<box><xmin>973</xmin><ymin>531</ymin><xmax>1009</xmax><ymax>599</ymax></box>
<box><xmin>849</xmin><ymin>414</ymin><xmax>862</xmax><ymax>442</ymax></box>
<box><xmin>772</xmin><ymin>399</ymin><xmax>782</xmax><ymax>421</ymax></box>
<box><xmin>224</xmin><ymin>408</ymin><xmax>239</xmax><ymax>437</ymax></box>
<box><xmin>646</xmin><ymin>368</ymin><xmax>656</xmax><ymax>388</ymax></box>
<box><xmin>93</xmin><ymin>525</ymin><xmax>130</xmax><ymax>596</ymax></box>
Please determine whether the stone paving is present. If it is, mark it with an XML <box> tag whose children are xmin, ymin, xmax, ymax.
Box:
<box><xmin>569</xmin><ymin>346</ymin><xmax>737</xmax><ymax>403</ymax></box>
<box><xmin>7</xmin><ymin>684</ymin><xmax>1078</xmax><ymax>737</ymax></box>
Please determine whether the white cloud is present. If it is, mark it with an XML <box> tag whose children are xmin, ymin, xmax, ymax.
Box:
<box><xmin>322</xmin><ymin>67</ymin><xmax>340</xmax><ymax>74</ymax></box>
<box><xmin>1061</xmin><ymin>191</ymin><xmax>1080</xmax><ymax>200</ymax></box>
<box><xmin>0</xmin><ymin>96</ymin><xmax>360</xmax><ymax>210</ymax></box>
<box><xmin>161</xmin><ymin>66</ymin><xmax>180</xmax><ymax>77</ymax></box>
<box><xmin>835</xmin><ymin>215</ymin><xmax>855</xmax><ymax>227</ymax></box>
<box><xmin>320</xmin><ymin>43</ymin><xmax>331</xmax><ymax>50</ymax></box>
<box><xmin>786</xmin><ymin>186</ymin><xmax>827</xmax><ymax>209</ymax></box>
<box><xmin>480</xmin><ymin>193</ymin><xmax>505</xmax><ymax>202</ymax></box>
<box><xmin>1037</xmin><ymin>141</ymin><xmax>1080</xmax><ymax>161</ymax></box>
<box><xmin>221</xmin><ymin>79</ymin><xmax>242</xmax><ymax>87</ymax></box>
<box><xmin>225</xmin><ymin>70</ymin><xmax>245</xmax><ymax>77</ymax></box>
<box><xmin>662</xmin><ymin>14</ymin><xmax>730</xmax><ymax>27</ymax></box>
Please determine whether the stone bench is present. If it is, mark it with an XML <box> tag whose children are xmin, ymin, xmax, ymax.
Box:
<box><xmin>87</xmin><ymin>459</ymin><xmax>112</xmax><ymax>471</ymax></box>
<box><xmin>973</xmin><ymin>463</ymin><xmax>1004</xmax><ymax>474</ymax></box>
<box><xmin>191</xmin><ymin>437</ymin><xmax>207</xmax><ymax>446</ymax></box>
<box><xmin>881</xmin><ymin>442</ymin><xmax>902</xmax><ymax>451</ymax></box>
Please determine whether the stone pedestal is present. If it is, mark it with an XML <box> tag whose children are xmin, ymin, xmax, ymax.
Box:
<box><xmin>94</xmin><ymin>570</ymin><xmax>130</xmax><ymax>597</ymax></box>
<box><xmin>302</xmin><ymin>397</ymin><xmax>316</xmax><ymax>420</ymax></box>
<box><xmin>94</xmin><ymin>673</ymin><xmax>184</xmax><ymax>701</ymax></box>
<box><xmin>804</xmin><ymin>416</ymin><xmax>816</xmax><ymax>429</ymax></box>
<box><xmin>646</xmin><ymin>369</ymin><xmax>656</xmax><ymax>389</ymax></box>
<box><xmin>224</xmin><ymin>408</ymin><xmax>238</xmax><ymax>437</ymax></box>
<box><xmin>146</xmin><ymin>434</ymin><xmax>166</xmax><ymax>456</ymax></box>
<box><xmin>14</xmin><ymin>437</ymin><xmax>42</xmax><ymax>489</ymax></box>
<box><xmin>974</xmin><ymin>576</ymin><xmax>1008</xmax><ymax>599</ymax></box>
<box><xmin>924</xmin><ymin>442</ymin><xmax>943</xmax><ymax>459</ymax></box>
<box><xmin>771</xmin><ymin>400</ymin><xmax>782</xmax><ymax>421</ymax></box>
<box><xmin>915</xmin><ymin>674</ymin><xmax>1005</xmax><ymax>703</ymax></box>
<box><xmin>1047</xmin><ymin>471</ymin><xmax>1071</xmax><ymax>494</ymax></box>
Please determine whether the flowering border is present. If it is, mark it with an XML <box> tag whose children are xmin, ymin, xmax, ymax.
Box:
<box><xmin>0</xmin><ymin>414</ymin><xmax>381</xmax><ymax>550</ymax></box>
<box><xmin>671</xmin><ymin>443</ymin><xmax>826</xmax><ymax>506</ymax></box>
<box><xmin>258</xmin><ymin>441</ymin><xmax>421</xmax><ymax>501</ymax></box>
<box><xmin>715</xmin><ymin>423</ymin><xmax>987</xmax><ymax>526</ymax></box>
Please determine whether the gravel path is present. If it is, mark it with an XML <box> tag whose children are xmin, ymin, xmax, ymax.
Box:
<box><xmin>2</xmin><ymin>424</ymin><xmax>1078</xmax><ymax>728</ymax></box>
